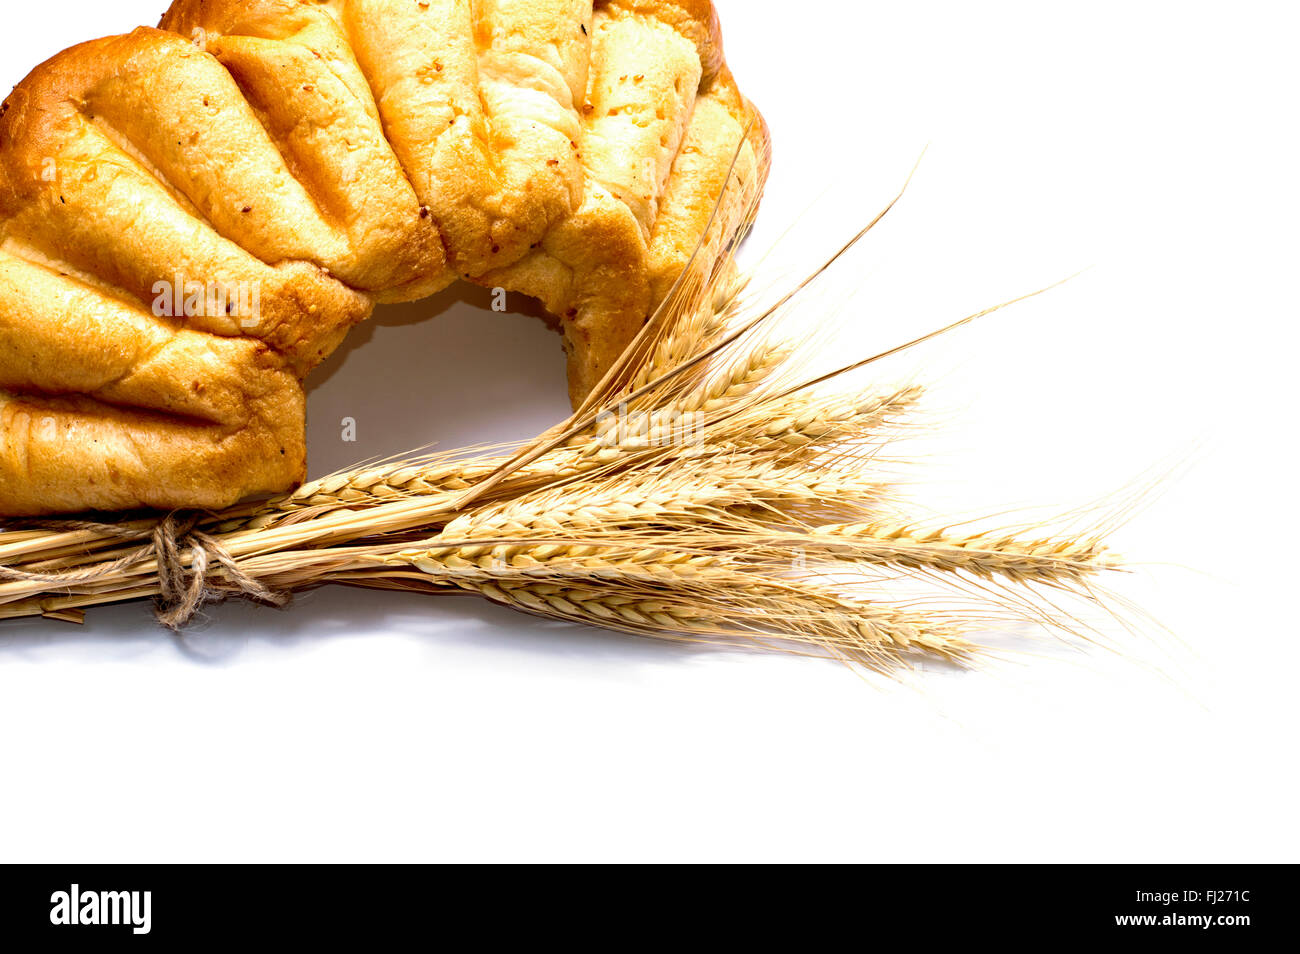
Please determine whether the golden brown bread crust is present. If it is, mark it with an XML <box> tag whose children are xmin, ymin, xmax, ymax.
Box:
<box><xmin>0</xmin><ymin>0</ymin><xmax>769</xmax><ymax>515</ymax></box>
<box><xmin>481</xmin><ymin>0</ymin><xmax>770</xmax><ymax>402</ymax></box>
<box><xmin>0</xmin><ymin>30</ymin><xmax>375</xmax><ymax>374</ymax></box>
<box><xmin>0</xmin><ymin>245</ymin><xmax>307</xmax><ymax>513</ymax></box>
<box><xmin>0</xmin><ymin>29</ymin><xmax>365</xmax><ymax>514</ymax></box>
<box><xmin>157</xmin><ymin>0</ymin><xmax>448</xmax><ymax>302</ymax></box>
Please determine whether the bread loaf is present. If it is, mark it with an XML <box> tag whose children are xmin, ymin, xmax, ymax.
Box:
<box><xmin>0</xmin><ymin>0</ymin><xmax>769</xmax><ymax>515</ymax></box>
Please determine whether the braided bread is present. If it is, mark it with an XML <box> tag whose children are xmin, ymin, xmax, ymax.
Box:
<box><xmin>0</xmin><ymin>0</ymin><xmax>768</xmax><ymax>515</ymax></box>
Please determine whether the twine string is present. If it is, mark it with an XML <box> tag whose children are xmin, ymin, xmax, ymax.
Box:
<box><xmin>0</xmin><ymin>513</ymin><xmax>288</xmax><ymax>628</ymax></box>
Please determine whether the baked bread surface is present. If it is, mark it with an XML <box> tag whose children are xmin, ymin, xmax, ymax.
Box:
<box><xmin>0</xmin><ymin>0</ymin><xmax>769</xmax><ymax>515</ymax></box>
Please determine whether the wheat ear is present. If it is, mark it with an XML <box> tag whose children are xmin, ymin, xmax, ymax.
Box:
<box><xmin>809</xmin><ymin>521</ymin><xmax>1116</xmax><ymax>584</ymax></box>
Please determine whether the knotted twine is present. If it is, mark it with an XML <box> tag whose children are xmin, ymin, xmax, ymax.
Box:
<box><xmin>0</xmin><ymin>513</ymin><xmax>288</xmax><ymax>629</ymax></box>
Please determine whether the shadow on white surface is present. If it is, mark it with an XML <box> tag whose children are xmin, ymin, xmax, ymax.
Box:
<box><xmin>0</xmin><ymin>582</ymin><xmax>727</xmax><ymax>673</ymax></box>
<box><xmin>4</xmin><ymin>580</ymin><xmax>1047</xmax><ymax>681</ymax></box>
<box><xmin>305</xmin><ymin>283</ymin><xmax>572</xmax><ymax>478</ymax></box>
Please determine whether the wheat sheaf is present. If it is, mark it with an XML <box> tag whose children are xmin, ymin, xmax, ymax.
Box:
<box><xmin>0</xmin><ymin>150</ymin><xmax>1133</xmax><ymax>675</ymax></box>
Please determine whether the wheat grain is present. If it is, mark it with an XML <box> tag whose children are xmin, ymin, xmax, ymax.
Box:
<box><xmin>812</xmin><ymin>520</ymin><xmax>1115</xmax><ymax>584</ymax></box>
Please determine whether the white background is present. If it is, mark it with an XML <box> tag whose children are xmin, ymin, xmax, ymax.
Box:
<box><xmin>0</xmin><ymin>1</ymin><xmax>1296</xmax><ymax>862</ymax></box>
